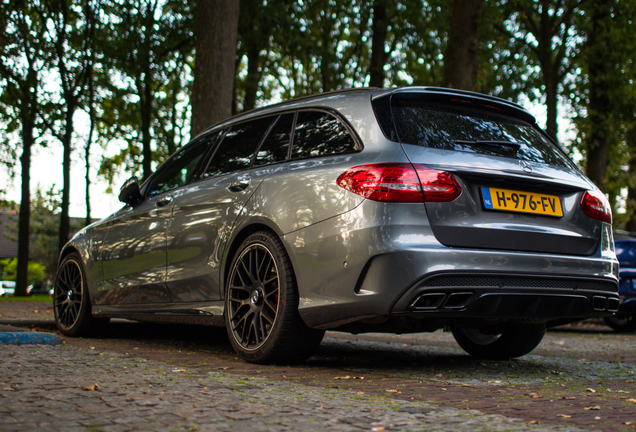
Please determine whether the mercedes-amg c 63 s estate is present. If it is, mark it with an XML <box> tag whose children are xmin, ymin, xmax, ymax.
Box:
<box><xmin>54</xmin><ymin>87</ymin><xmax>620</xmax><ymax>363</ymax></box>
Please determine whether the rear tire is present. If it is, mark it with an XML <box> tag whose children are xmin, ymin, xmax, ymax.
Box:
<box><xmin>54</xmin><ymin>253</ymin><xmax>109</xmax><ymax>337</ymax></box>
<box><xmin>604</xmin><ymin>315</ymin><xmax>636</xmax><ymax>332</ymax></box>
<box><xmin>224</xmin><ymin>231</ymin><xmax>324</xmax><ymax>364</ymax></box>
<box><xmin>451</xmin><ymin>323</ymin><xmax>545</xmax><ymax>360</ymax></box>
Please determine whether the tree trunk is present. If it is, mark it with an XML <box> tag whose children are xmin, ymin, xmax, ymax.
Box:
<box><xmin>443</xmin><ymin>0</ymin><xmax>483</xmax><ymax>90</ymax></box>
<box><xmin>544</xmin><ymin>70</ymin><xmax>559</xmax><ymax>142</ymax></box>
<box><xmin>58</xmin><ymin>101</ymin><xmax>76</xmax><ymax>255</ymax></box>
<box><xmin>141</xmin><ymin>74</ymin><xmax>153</xmax><ymax>181</ymax></box>
<box><xmin>243</xmin><ymin>45</ymin><xmax>262</xmax><ymax>112</ymax></box>
<box><xmin>16</xmin><ymin>113</ymin><xmax>33</xmax><ymax>297</ymax></box>
<box><xmin>85</xmin><ymin>73</ymin><xmax>95</xmax><ymax>227</ymax></box>
<box><xmin>369</xmin><ymin>0</ymin><xmax>389</xmax><ymax>88</ymax></box>
<box><xmin>191</xmin><ymin>0</ymin><xmax>240</xmax><ymax>138</ymax></box>
<box><xmin>584</xmin><ymin>0</ymin><xmax>612</xmax><ymax>191</ymax></box>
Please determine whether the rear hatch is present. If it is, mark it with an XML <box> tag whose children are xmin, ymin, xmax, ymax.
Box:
<box><xmin>372</xmin><ymin>88</ymin><xmax>604</xmax><ymax>256</ymax></box>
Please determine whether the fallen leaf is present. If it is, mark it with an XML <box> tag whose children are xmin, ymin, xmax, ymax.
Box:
<box><xmin>586</xmin><ymin>388</ymin><xmax>597</xmax><ymax>393</ymax></box>
<box><xmin>525</xmin><ymin>421</ymin><xmax>539</xmax><ymax>425</ymax></box>
<box><xmin>628</xmin><ymin>398</ymin><xmax>636</xmax><ymax>403</ymax></box>
<box><xmin>334</xmin><ymin>376</ymin><xmax>351</xmax><ymax>380</ymax></box>
<box><xmin>385</xmin><ymin>389</ymin><xmax>401</xmax><ymax>394</ymax></box>
<box><xmin>557</xmin><ymin>414</ymin><xmax>572</xmax><ymax>419</ymax></box>
<box><xmin>559</xmin><ymin>396</ymin><xmax>576</xmax><ymax>400</ymax></box>
<box><xmin>435</xmin><ymin>374</ymin><xmax>443</xmax><ymax>377</ymax></box>
<box><xmin>527</xmin><ymin>393</ymin><xmax>543</xmax><ymax>399</ymax></box>
<box><xmin>584</xmin><ymin>406</ymin><xmax>601</xmax><ymax>410</ymax></box>
<box><xmin>218</xmin><ymin>367</ymin><xmax>229</xmax><ymax>371</ymax></box>
<box><xmin>356</xmin><ymin>392</ymin><xmax>365</xmax><ymax>395</ymax></box>
<box><xmin>353</xmin><ymin>376</ymin><xmax>365</xmax><ymax>380</ymax></box>
<box><xmin>487</xmin><ymin>380</ymin><xmax>503</xmax><ymax>383</ymax></box>
<box><xmin>81</xmin><ymin>384</ymin><xmax>100</xmax><ymax>391</ymax></box>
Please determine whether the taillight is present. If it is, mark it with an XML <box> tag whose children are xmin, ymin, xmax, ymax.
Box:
<box><xmin>336</xmin><ymin>163</ymin><xmax>461</xmax><ymax>203</ymax></box>
<box><xmin>580</xmin><ymin>190</ymin><xmax>612</xmax><ymax>224</ymax></box>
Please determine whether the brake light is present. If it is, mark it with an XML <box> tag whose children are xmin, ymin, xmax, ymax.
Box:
<box><xmin>336</xmin><ymin>163</ymin><xmax>461</xmax><ymax>203</ymax></box>
<box><xmin>580</xmin><ymin>190</ymin><xmax>612</xmax><ymax>224</ymax></box>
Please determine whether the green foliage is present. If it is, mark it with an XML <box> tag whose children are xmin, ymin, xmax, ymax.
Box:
<box><xmin>2</xmin><ymin>187</ymin><xmax>72</xmax><ymax>280</ymax></box>
<box><xmin>0</xmin><ymin>258</ymin><xmax>46</xmax><ymax>284</ymax></box>
<box><xmin>96</xmin><ymin>0</ymin><xmax>194</xmax><ymax>183</ymax></box>
<box><xmin>2</xmin><ymin>0</ymin><xmax>636</xmax><ymax>226</ymax></box>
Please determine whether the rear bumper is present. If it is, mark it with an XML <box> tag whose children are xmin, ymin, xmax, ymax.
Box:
<box><xmin>284</xmin><ymin>201</ymin><xmax>619</xmax><ymax>330</ymax></box>
<box><xmin>392</xmin><ymin>272</ymin><xmax>619</xmax><ymax>320</ymax></box>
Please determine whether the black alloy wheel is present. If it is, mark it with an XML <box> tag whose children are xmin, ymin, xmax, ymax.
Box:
<box><xmin>604</xmin><ymin>315</ymin><xmax>636</xmax><ymax>332</ymax></box>
<box><xmin>54</xmin><ymin>253</ymin><xmax>107</xmax><ymax>336</ymax></box>
<box><xmin>227</xmin><ymin>242</ymin><xmax>280</xmax><ymax>350</ymax></box>
<box><xmin>451</xmin><ymin>323</ymin><xmax>546</xmax><ymax>360</ymax></box>
<box><xmin>225</xmin><ymin>231</ymin><xmax>324</xmax><ymax>364</ymax></box>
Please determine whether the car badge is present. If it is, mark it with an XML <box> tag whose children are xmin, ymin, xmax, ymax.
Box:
<box><xmin>519</xmin><ymin>160</ymin><xmax>533</xmax><ymax>173</ymax></box>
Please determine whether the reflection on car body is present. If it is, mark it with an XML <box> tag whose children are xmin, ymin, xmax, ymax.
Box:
<box><xmin>54</xmin><ymin>87</ymin><xmax>619</xmax><ymax>364</ymax></box>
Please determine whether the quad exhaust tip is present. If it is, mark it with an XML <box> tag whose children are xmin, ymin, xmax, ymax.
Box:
<box><xmin>594</xmin><ymin>296</ymin><xmax>620</xmax><ymax>313</ymax></box>
<box><xmin>410</xmin><ymin>292</ymin><xmax>474</xmax><ymax>310</ymax></box>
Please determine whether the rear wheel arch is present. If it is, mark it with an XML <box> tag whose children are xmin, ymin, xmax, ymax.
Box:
<box><xmin>223</xmin><ymin>221</ymin><xmax>288</xmax><ymax>297</ymax></box>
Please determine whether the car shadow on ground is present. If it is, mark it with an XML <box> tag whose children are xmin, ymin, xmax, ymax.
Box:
<box><xmin>92</xmin><ymin>320</ymin><xmax>567</xmax><ymax>380</ymax></box>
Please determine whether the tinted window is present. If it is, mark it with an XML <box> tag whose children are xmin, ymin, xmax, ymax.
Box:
<box><xmin>202</xmin><ymin>117</ymin><xmax>275</xmax><ymax>178</ymax></box>
<box><xmin>254</xmin><ymin>113</ymin><xmax>294</xmax><ymax>166</ymax></box>
<box><xmin>391</xmin><ymin>100</ymin><xmax>575</xmax><ymax>169</ymax></box>
<box><xmin>146</xmin><ymin>136</ymin><xmax>213</xmax><ymax>196</ymax></box>
<box><xmin>291</xmin><ymin>111</ymin><xmax>356</xmax><ymax>159</ymax></box>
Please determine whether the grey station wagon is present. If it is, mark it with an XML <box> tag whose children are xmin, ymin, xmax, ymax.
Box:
<box><xmin>54</xmin><ymin>87</ymin><xmax>620</xmax><ymax>363</ymax></box>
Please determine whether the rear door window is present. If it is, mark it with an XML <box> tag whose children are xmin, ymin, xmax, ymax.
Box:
<box><xmin>291</xmin><ymin>110</ymin><xmax>357</xmax><ymax>159</ymax></box>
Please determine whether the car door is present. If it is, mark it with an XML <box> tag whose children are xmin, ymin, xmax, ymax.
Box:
<box><xmin>99</xmin><ymin>136</ymin><xmax>212</xmax><ymax>304</ymax></box>
<box><xmin>165</xmin><ymin>114</ymin><xmax>290</xmax><ymax>302</ymax></box>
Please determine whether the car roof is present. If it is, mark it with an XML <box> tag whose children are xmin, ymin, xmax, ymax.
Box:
<box><xmin>195</xmin><ymin>86</ymin><xmax>536</xmax><ymax>140</ymax></box>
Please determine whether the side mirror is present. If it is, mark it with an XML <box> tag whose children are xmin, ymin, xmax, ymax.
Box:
<box><xmin>118</xmin><ymin>176</ymin><xmax>142</xmax><ymax>205</ymax></box>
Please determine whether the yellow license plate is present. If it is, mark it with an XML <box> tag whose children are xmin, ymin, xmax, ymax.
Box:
<box><xmin>481</xmin><ymin>186</ymin><xmax>563</xmax><ymax>217</ymax></box>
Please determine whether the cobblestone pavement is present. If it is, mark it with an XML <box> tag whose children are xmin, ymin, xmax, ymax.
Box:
<box><xmin>1</xmin><ymin>344</ymin><xmax>590</xmax><ymax>432</ymax></box>
<box><xmin>2</xmin><ymin>301</ymin><xmax>636</xmax><ymax>431</ymax></box>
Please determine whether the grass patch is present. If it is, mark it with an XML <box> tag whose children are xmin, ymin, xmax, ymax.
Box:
<box><xmin>0</xmin><ymin>294</ymin><xmax>52</xmax><ymax>302</ymax></box>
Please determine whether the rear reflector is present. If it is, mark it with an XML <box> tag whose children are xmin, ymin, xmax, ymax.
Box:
<box><xmin>337</xmin><ymin>163</ymin><xmax>461</xmax><ymax>203</ymax></box>
<box><xmin>580</xmin><ymin>190</ymin><xmax>612</xmax><ymax>224</ymax></box>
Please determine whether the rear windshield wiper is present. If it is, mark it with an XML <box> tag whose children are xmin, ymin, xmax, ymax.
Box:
<box><xmin>454</xmin><ymin>140</ymin><xmax>521</xmax><ymax>157</ymax></box>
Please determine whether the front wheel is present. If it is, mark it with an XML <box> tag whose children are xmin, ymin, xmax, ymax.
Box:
<box><xmin>604</xmin><ymin>315</ymin><xmax>636</xmax><ymax>332</ymax></box>
<box><xmin>451</xmin><ymin>323</ymin><xmax>546</xmax><ymax>360</ymax></box>
<box><xmin>225</xmin><ymin>231</ymin><xmax>324</xmax><ymax>364</ymax></box>
<box><xmin>54</xmin><ymin>252</ymin><xmax>108</xmax><ymax>337</ymax></box>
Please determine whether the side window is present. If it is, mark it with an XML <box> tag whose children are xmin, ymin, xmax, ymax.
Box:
<box><xmin>202</xmin><ymin>116</ymin><xmax>276</xmax><ymax>178</ymax></box>
<box><xmin>291</xmin><ymin>110</ymin><xmax>356</xmax><ymax>159</ymax></box>
<box><xmin>254</xmin><ymin>113</ymin><xmax>294</xmax><ymax>166</ymax></box>
<box><xmin>146</xmin><ymin>133</ymin><xmax>216</xmax><ymax>196</ymax></box>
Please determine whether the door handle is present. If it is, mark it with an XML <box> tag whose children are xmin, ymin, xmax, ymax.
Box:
<box><xmin>155</xmin><ymin>196</ymin><xmax>173</xmax><ymax>207</ymax></box>
<box><xmin>228</xmin><ymin>178</ymin><xmax>251</xmax><ymax>192</ymax></box>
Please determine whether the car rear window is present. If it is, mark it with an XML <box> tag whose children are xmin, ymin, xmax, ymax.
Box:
<box><xmin>385</xmin><ymin>98</ymin><xmax>575</xmax><ymax>169</ymax></box>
